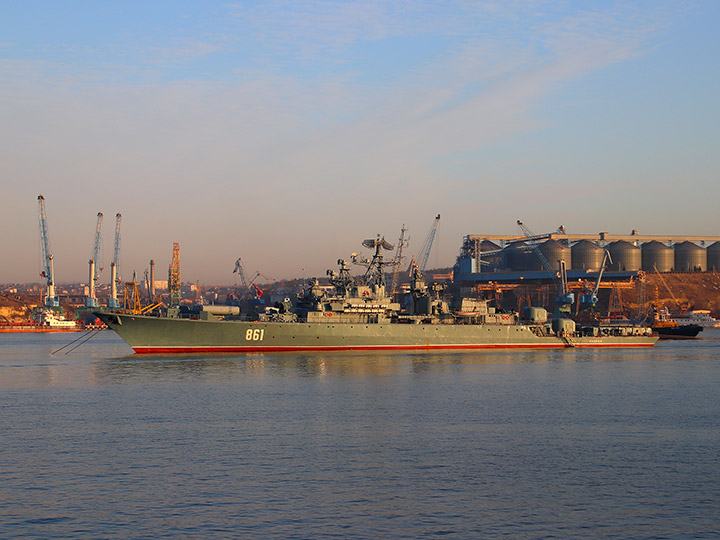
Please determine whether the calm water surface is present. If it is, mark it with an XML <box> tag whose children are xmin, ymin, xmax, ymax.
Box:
<box><xmin>1</xmin><ymin>331</ymin><xmax>719</xmax><ymax>539</ymax></box>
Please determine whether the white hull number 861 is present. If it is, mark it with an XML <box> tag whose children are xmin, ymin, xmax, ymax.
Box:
<box><xmin>245</xmin><ymin>328</ymin><xmax>265</xmax><ymax>341</ymax></box>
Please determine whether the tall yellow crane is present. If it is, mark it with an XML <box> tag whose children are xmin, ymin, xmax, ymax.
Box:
<box><xmin>169</xmin><ymin>242</ymin><xmax>181</xmax><ymax>307</ymax></box>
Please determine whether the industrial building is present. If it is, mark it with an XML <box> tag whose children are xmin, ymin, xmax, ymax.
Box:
<box><xmin>454</xmin><ymin>230</ymin><xmax>720</xmax><ymax>284</ymax></box>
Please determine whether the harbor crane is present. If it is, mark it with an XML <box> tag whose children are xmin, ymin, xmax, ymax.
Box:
<box><xmin>578</xmin><ymin>250</ymin><xmax>612</xmax><ymax>308</ymax></box>
<box><xmin>390</xmin><ymin>224</ymin><xmax>408</xmax><ymax>296</ymax></box>
<box><xmin>233</xmin><ymin>258</ymin><xmax>249</xmax><ymax>290</ymax></box>
<box><xmin>517</xmin><ymin>220</ymin><xmax>574</xmax><ymax>314</ymax></box>
<box><xmin>233</xmin><ymin>258</ymin><xmax>271</xmax><ymax>299</ymax></box>
<box><xmin>248</xmin><ymin>272</ymin><xmax>272</xmax><ymax>298</ymax></box>
<box><xmin>419</xmin><ymin>214</ymin><xmax>440</xmax><ymax>272</ymax></box>
<box><xmin>37</xmin><ymin>194</ymin><xmax>59</xmax><ymax>307</ymax></box>
<box><xmin>108</xmin><ymin>213</ymin><xmax>122</xmax><ymax>308</ymax></box>
<box><xmin>85</xmin><ymin>212</ymin><xmax>103</xmax><ymax>308</ymax></box>
<box><xmin>409</xmin><ymin>214</ymin><xmax>440</xmax><ymax>273</ymax></box>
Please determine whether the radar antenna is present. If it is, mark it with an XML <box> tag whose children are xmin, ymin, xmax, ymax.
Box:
<box><xmin>353</xmin><ymin>235</ymin><xmax>394</xmax><ymax>287</ymax></box>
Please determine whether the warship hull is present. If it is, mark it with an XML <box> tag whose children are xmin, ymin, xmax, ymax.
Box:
<box><xmin>96</xmin><ymin>312</ymin><xmax>658</xmax><ymax>354</ymax></box>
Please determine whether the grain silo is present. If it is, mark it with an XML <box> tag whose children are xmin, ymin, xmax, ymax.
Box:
<box><xmin>707</xmin><ymin>242</ymin><xmax>720</xmax><ymax>271</ymax></box>
<box><xmin>571</xmin><ymin>240</ymin><xmax>604</xmax><ymax>271</ymax></box>
<box><xmin>641</xmin><ymin>241</ymin><xmax>674</xmax><ymax>272</ymax></box>
<box><xmin>504</xmin><ymin>243</ymin><xmax>533</xmax><ymax>271</ymax></box>
<box><xmin>607</xmin><ymin>240</ymin><xmax>641</xmax><ymax>271</ymax></box>
<box><xmin>538</xmin><ymin>239</ymin><xmax>571</xmax><ymax>272</ymax></box>
<box><xmin>674</xmin><ymin>241</ymin><xmax>706</xmax><ymax>272</ymax></box>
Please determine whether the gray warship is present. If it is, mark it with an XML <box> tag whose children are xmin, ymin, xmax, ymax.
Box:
<box><xmin>96</xmin><ymin>236</ymin><xmax>658</xmax><ymax>353</ymax></box>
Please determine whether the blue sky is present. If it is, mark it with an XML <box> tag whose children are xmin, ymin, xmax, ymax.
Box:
<box><xmin>1</xmin><ymin>0</ymin><xmax>718</xmax><ymax>284</ymax></box>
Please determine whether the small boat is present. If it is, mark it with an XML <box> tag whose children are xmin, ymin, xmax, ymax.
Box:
<box><xmin>652</xmin><ymin>308</ymin><xmax>703</xmax><ymax>339</ymax></box>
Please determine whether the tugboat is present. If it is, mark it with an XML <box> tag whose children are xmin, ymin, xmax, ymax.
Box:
<box><xmin>652</xmin><ymin>308</ymin><xmax>703</xmax><ymax>339</ymax></box>
<box><xmin>96</xmin><ymin>235</ymin><xmax>658</xmax><ymax>354</ymax></box>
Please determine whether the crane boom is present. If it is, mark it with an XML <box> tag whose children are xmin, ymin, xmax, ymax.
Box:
<box><xmin>578</xmin><ymin>250</ymin><xmax>612</xmax><ymax>307</ymax></box>
<box><xmin>516</xmin><ymin>221</ymin><xmax>555</xmax><ymax>275</ymax></box>
<box><xmin>92</xmin><ymin>212</ymin><xmax>103</xmax><ymax>275</ymax></box>
<box><xmin>591</xmin><ymin>251</ymin><xmax>612</xmax><ymax>296</ymax></box>
<box><xmin>108</xmin><ymin>213</ymin><xmax>122</xmax><ymax>308</ymax></box>
<box><xmin>517</xmin><ymin>220</ymin><xmax>574</xmax><ymax>313</ymax></box>
<box><xmin>390</xmin><ymin>224</ymin><xmax>407</xmax><ymax>296</ymax></box>
<box><xmin>233</xmin><ymin>262</ymin><xmax>272</xmax><ymax>300</ymax></box>
<box><xmin>653</xmin><ymin>264</ymin><xmax>683</xmax><ymax>309</ymax></box>
<box><xmin>37</xmin><ymin>194</ymin><xmax>58</xmax><ymax>307</ymax></box>
<box><xmin>112</xmin><ymin>213</ymin><xmax>122</xmax><ymax>274</ymax></box>
<box><xmin>408</xmin><ymin>214</ymin><xmax>440</xmax><ymax>273</ymax></box>
<box><xmin>419</xmin><ymin>214</ymin><xmax>440</xmax><ymax>272</ymax></box>
<box><xmin>233</xmin><ymin>258</ymin><xmax>249</xmax><ymax>289</ymax></box>
<box><xmin>86</xmin><ymin>212</ymin><xmax>103</xmax><ymax>307</ymax></box>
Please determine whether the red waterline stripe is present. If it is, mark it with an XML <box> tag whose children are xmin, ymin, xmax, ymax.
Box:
<box><xmin>132</xmin><ymin>342</ymin><xmax>656</xmax><ymax>354</ymax></box>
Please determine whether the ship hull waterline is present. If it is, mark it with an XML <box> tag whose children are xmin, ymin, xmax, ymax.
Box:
<box><xmin>96</xmin><ymin>312</ymin><xmax>658</xmax><ymax>354</ymax></box>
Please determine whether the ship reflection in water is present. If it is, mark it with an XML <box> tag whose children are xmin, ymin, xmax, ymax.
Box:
<box><xmin>1</xmin><ymin>332</ymin><xmax>719</xmax><ymax>539</ymax></box>
<box><xmin>90</xmin><ymin>346</ymin><xmax>662</xmax><ymax>385</ymax></box>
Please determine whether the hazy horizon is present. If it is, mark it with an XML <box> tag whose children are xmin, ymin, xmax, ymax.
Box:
<box><xmin>2</xmin><ymin>1</ymin><xmax>719</xmax><ymax>285</ymax></box>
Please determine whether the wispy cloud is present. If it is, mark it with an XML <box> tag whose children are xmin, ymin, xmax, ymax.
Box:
<box><xmin>0</xmin><ymin>1</ymin><xmax>706</xmax><ymax>282</ymax></box>
<box><xmin>146</xmin><ymin>40</ymin><xmax>224</xmax><ymax>64</ymax></box>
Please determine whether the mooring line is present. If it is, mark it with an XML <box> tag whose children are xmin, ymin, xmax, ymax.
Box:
<box><xmin>63</xmin><ymin>329</ymin><xmax>101</xmax><ymax>355</ymax></box>
<box><xmin>51</xmin><ymin>330</ymin><xmax>93</xmax><ymax>355</ymax></box>
<box><xmin>51</xmin><ymin>329</ymin><xmax>99</xmax><ymax>355</ymax></box>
